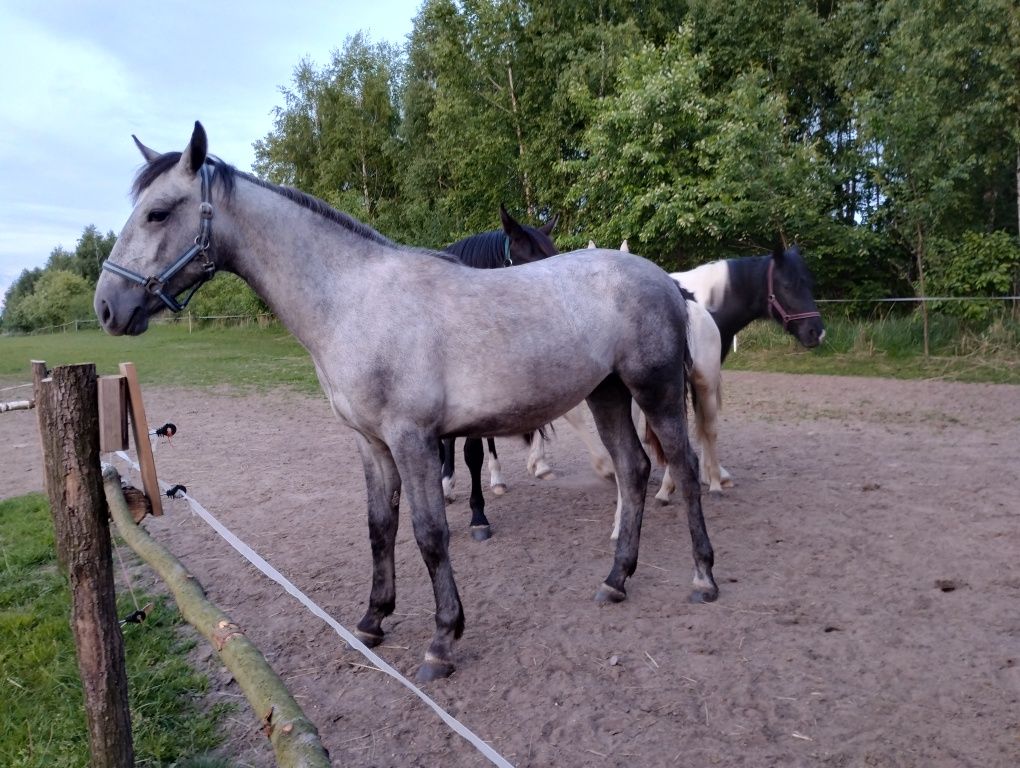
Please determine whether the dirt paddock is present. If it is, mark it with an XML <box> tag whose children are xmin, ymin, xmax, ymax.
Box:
<box><xmin>3</xmin><ymin>371</ymin><xmax>1019</xmax><ymax>767</ymax></box>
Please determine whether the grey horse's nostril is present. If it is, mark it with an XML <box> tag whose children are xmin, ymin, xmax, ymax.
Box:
<box><xmin>99</xmin><ymin>300</ymin><xmax>112</xmax><ymax>327</ymax></box>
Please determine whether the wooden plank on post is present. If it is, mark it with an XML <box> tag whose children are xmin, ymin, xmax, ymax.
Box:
<box><xmin>35</xmin><ymin>363</ymin><xmax>134</xmax><ymax>767</ymax></box>
<box><xmin>98</xmin><ymin>375</ymin><xmax>129</xmax><ymax>452</ymax></box>
<box><xmin>119</xmin><ymin>362</ymin><xmax>163</xmax><ymax>517</ymax></box>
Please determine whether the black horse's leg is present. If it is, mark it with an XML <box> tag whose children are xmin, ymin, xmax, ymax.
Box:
<box><xmin>464</xmin><ymin>437</ymin><xmax>492</xmax><ymax>540</ymax></box>
<box><xmin>441</xmin><ymin>437</ymin><xmax>457</xmax><ymax>501</ymax></box>
<box><xmin>390</xmin><ymin>430</ymin><xmax>465</xmax><ymax>681</ymax></box>
<box><xmin>633</xmin><ymin>379</ymin><xmax>718</xmax><ymax>604</ymax></box>
<box><xmin>585</xmin><ymin>374</ymin><xmax>651</xmax><ymax>604</ymax></box>
<box><xmin>353</xmin><ymin>434</ymin><xmax>402</xmax><ymax>646</ymax></box>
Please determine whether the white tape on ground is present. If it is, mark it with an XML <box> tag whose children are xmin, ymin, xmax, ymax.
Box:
<box><xmin>114</xmin><ymin>452</ymin><xmax>513</xmax><ymax>768</ymax></box>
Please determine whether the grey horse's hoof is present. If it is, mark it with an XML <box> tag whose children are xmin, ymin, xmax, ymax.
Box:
<box><xmin>470</xmin><ymin>525</ymin><xmax>492</xmax><ymax>541</ymax></box>
<box><xmin>354</xmin><ymin>628</ymin><xmax>385</xmax><ymax>647</ymax></box>
<box><xmin>490</xmin><ymin>483</ymin><xmax>507</xmax><ymax>496</ymax></box>
<box><xmin>595</xmin><ymin>582</ymin><xmax>627</xmax><ymax>604</ymax></box>
<box><xmin>689</xmin><ymin>586</ymin><xmax>719</xmax><ymax>604</ymax></box>
<box><xmin>416</xmin><ymin>660</ymin><xmax>455</xmax><ymax>682</ymax></box>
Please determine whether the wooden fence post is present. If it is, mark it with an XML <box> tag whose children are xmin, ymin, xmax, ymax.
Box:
<box><xmin>34</xmin><ymin>362</ymin><xmax>134</xmax><ymax>767</ymax></box>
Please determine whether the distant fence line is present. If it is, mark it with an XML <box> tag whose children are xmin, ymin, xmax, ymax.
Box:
<box><xmin>17</xmin><ymin>313</ymin><xmax>277</xmax><ymax>336</ymax></box>
<box><xmin>6</xmin><ymin>298</ymin><xmax>1020</xmax><ymax>336</ymax></box>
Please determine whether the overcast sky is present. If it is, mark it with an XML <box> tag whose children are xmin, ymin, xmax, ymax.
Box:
<box><xmin>0</xmin><ymin>0</ymin><xmax>419</xmax><ymax>303</ymax></box>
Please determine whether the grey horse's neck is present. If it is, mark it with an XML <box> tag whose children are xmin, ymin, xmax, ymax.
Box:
<box><xmin>214</xmin><ymin>177</ymin><xmax>424</xmax><ymax>354</ymax></box>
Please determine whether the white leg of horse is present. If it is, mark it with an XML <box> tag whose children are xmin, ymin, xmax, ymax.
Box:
<box><xmin>562</xmin><ymin>403</ymin><xmax>615</xmax><ymax>479</ymax></box>
<box><xmin>484</xmin><ymin>438</ymin><xmax>507</xmax><ymax>495</ymax></box>
<box><xmin>526</xmin><ymin>430</ymin><xmax>555</xmax><ymax>479</ymax></box>
<box><xmin>655</xmin><ymin>466</ymin><xmax>676</xmax><ymax>504</ymax></box>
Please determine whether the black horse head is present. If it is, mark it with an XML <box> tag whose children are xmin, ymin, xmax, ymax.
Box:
<box><xmin>445</xmin><ymin>205</ymin><xmax>558</xmax><ymax>268</ymax></box>
<box><xmin>765</xmin><ymin>244</ymin><xmax>824</xmax><ymax>349</ymax></box>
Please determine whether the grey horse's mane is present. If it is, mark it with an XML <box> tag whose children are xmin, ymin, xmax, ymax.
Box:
<box><xmin>132</xmin><ymin>152</ymin><xmax>458</xmax><ymax>262</ymax></box>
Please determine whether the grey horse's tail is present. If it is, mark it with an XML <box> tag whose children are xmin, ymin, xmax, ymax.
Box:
<box><xmin>644</xmin><ymin>282</ymin><xmax>695</xmax><ymax>466</ymax></box>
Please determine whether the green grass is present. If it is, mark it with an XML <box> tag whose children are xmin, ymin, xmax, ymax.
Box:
<box><xmin>0</xmin><ymin>323</ymin><xmax>319</xmax><ymax>394</ymax></box>
<box><xmin>0</xmin><ymin>494</ymin><xmax>232</xmax><ymax>767</ymax></box>
<box><xmin>727</xmin><ymin>315</ymin><xmax>1020</xmax><ymax>384</ymax></box>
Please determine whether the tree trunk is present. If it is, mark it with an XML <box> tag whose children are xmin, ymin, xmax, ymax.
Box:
<box><xmin>506</xmin><ymin>63</ymin><xmax>533</xmax><ymax>215</ymax></box>
<box><xmin>35</xmin><ymin>363</ymin><xmax>134</xmax><ymax>768</ymax></box>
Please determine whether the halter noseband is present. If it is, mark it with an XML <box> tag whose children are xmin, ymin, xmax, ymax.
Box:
<box><xmin>766</xmin><ymin>258</ymin><xmax>821</xmax><ymax>330</ymax></box>
<box><xmin>102</xmin><ymin>164</ymin><xmax>217</xmax><ymax>312</ymax></box>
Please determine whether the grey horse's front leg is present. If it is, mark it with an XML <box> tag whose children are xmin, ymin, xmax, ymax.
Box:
<box><xmin>586</xmin><ymin>375</ymin><xmax>651</xmax><ymax>603</ymax></box>
<box><xmin>390</xmin><ymin>431</ymin><xmax>465</xmax><ymax>681</ymax></box>
<box><xmin>353</xmin><ymin>434</ymin><xmax>402</xmax><ymax>647</ymax></box>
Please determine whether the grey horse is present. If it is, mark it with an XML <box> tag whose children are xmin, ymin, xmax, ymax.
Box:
<box><xmin>93</xmin><ymin>122</ymin><xmax>718</xmax><ymax>681</ymax></box>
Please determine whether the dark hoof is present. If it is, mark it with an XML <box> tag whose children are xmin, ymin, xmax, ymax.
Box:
<box><xmin>708</xmin><ymin>489</ymin><xmax>724</xmax><ymax>499</ymax></box>
<box><xmin>595</xmin><ymin>582</ymin><xmax>627</xmax><ymax>604</ymax></box>
<box><xmin>470</xmin><ymin>525</ymin><xmax>492</xmax><ymax>541</ymax></box>
<box><xmin>354</xmin><ymin>627</ymin><xmax>385</xmax><ymax>647</ymax></box>
<box><xmin>415</xmin><ymin>659</ymin><xmax>455</xmax><ymax>682</ymax></box>
<box><xmin>688</xmin><ymin>587</ymin><xmax>719</xmax><ymax>604</ymax></box>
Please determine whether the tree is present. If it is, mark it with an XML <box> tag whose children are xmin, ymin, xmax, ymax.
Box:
<box><xmin>253</xmin><ymin>34</ymin><xmax>403</xmax><ymax>223</ymax></box>
<box><xmin>842</xmin><ymin>0</ymin><xmax>1018</xmax><ymax>351</ymax></box>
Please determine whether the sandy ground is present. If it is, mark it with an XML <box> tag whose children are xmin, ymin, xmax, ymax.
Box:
<box><xmin>3</xmin><ymin>371</ymin><xmax>1019</xmax><ymax>767</ymax></box>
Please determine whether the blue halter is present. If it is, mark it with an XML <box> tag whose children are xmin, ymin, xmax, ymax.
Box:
<box><xmin>102</xmin><ymin>164</ymin><xmax>217</xmax><ymax>312</ymax></box>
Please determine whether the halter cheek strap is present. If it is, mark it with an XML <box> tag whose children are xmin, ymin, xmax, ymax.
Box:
<box><xmin>766</xmin><ymin>258</ymin><xmax>821</xmax><ymax>330</ymax></box>
<box><xmin>502</xmin><ymin>235</ymin><xmax>513</xmax><ymax>267</ymax></box>
<box><xmin>102</xmin><ymin>164</ymin><xmax>218</xmax><ymax>312</ymax></box>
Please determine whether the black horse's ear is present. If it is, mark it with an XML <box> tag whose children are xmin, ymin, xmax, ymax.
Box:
<box><xmin>772</xmin><ymin>234</ymin><xmax>787</xmax><ymax>261</ymax></box>
<box><xmin>499</xmin><ymin>203</ymin><xmax>524</xmax><ymax>237</ymax></box>
<box><xmin>177</xmin><ymin>121</ymin><xmax>208</xmax><ymax>176</ymax></box>
<box><xmin>132</xmin><ymin>135</ymin><xmax>161</xmax><ymax>163</ymax></box>
<box><xmin>539</xmin><ymin>213</ymin><xmax>558</xmax><ymax>235</ymax></box>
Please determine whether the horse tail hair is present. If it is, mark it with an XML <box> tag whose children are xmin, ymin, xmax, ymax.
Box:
<box><xmin>644</xmin><ymin>421</ymin><xmax>667</xmax><ymax>467</ymax></box>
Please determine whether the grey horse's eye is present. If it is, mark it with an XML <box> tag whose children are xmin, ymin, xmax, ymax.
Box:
<box><xmin>147</xmin><ymin>210</ymin><xmax>170</xmax><ymax>223</ymax></box>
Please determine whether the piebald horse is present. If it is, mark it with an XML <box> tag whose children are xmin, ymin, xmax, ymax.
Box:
<box><xmin>93</xmin><ymin>122</ymin><xmax>718</xmax><ymax>681</ymax></box>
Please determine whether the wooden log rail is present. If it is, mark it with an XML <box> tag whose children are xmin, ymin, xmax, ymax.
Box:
<box><xmin>102</xmin><ymin>467</ymin><xmax>332</xmax><ymax>768</ymax></box>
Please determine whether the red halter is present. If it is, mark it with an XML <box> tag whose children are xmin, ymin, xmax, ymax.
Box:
<box><xmin>766</xmin><ymin>258</ymin><xmax>821</xmax><ymax>330</ymax></box>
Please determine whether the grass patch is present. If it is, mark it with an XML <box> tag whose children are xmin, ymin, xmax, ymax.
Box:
<box><xmin>728</xmin><ymin>315</ymin><xmax>1020</xmax><ymax>384</ymax></box>
<box><xmin>0</xmin><ymin>494</ymin><xmax>232</xmax><ymax>767</ymax></box>
<box><xmin>0</xmin><ymin>323</ymin><xmax>319</xmax><ymax>394</ymax></box>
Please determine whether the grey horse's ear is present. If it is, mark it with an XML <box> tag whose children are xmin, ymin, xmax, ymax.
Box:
<box><xmin>587</xmin><ymin>240</ymin><xmax>597</xmax><ymax>249</ymax></box>
<box><xmin>176</xmin><ymin>121</ymin><xmax>208</xmax><ymax>176</ymax></box>
<box><xmin>619</xmin><ymin>239</ymin><xmax>629</xmax><ymax>253</ymax></box>
<box><xmin>132</xmin><ymin>135</ymin><xmax>161</xmax><ymax>163</ymax></box>
<box><xmin>539</xmin><ymin>213</ymin><xmax>558</xmax><ymax>235</ymax></box>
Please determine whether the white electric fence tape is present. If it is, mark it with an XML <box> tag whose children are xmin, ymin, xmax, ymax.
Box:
<box><xmin>113</xmin><ymin>451</ymin><xmax>514</xmax><ymax>768</ymax></box>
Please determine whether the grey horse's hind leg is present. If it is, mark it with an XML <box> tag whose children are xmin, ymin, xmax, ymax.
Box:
<box><xmin>353</xmin><ymin>434</ymin><xmax>402</xmax><ymax>647</ymax></box>
<box><xmin>390</xmin><ymin>430</ymin><xmax>465</xmax><ymax>681</ymax></box>
<box><xmin>636</xmin><ymin>389</ymin><xmax>718</xmax><ymax>604</ymax></box>
<box><xmin>585</xmin><ymin>374</ymin><xmax>651</xmax><ymax>604</ymax></box>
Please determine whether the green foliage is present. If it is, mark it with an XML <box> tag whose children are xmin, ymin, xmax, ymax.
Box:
<box><xmin>927</xmin><ymin>231</ymin><xmax>1020</xmax><ymax>322</ymax></box>
<box><xmin>187</xmin><ymin>273</ymin><xmax>268</xmax><ymax>319</ymax></box>
<box><xmin>2</xmin><ymin>270</ymin><xmax>94</xmax><ymax>332</ymax></box>
<box><xmin>0</xmin><ymin>494</ymin><xmax>229</xmax><ymax>766</ymax></box>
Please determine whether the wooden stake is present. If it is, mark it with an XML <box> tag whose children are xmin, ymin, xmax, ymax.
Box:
<box><xmin>35</xmin><ymin>363</ymin><xmax>134</xmax><ymax>768</ymax></box>
<box><xmin>119</xmin><ymin>362</ymin><xmax>163</xmax><ymax>517</ymax></box>
<box><xmin>97</xmin><ymin>375</ymin><xmax>129</xmax><ymax>452</ymax></box>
